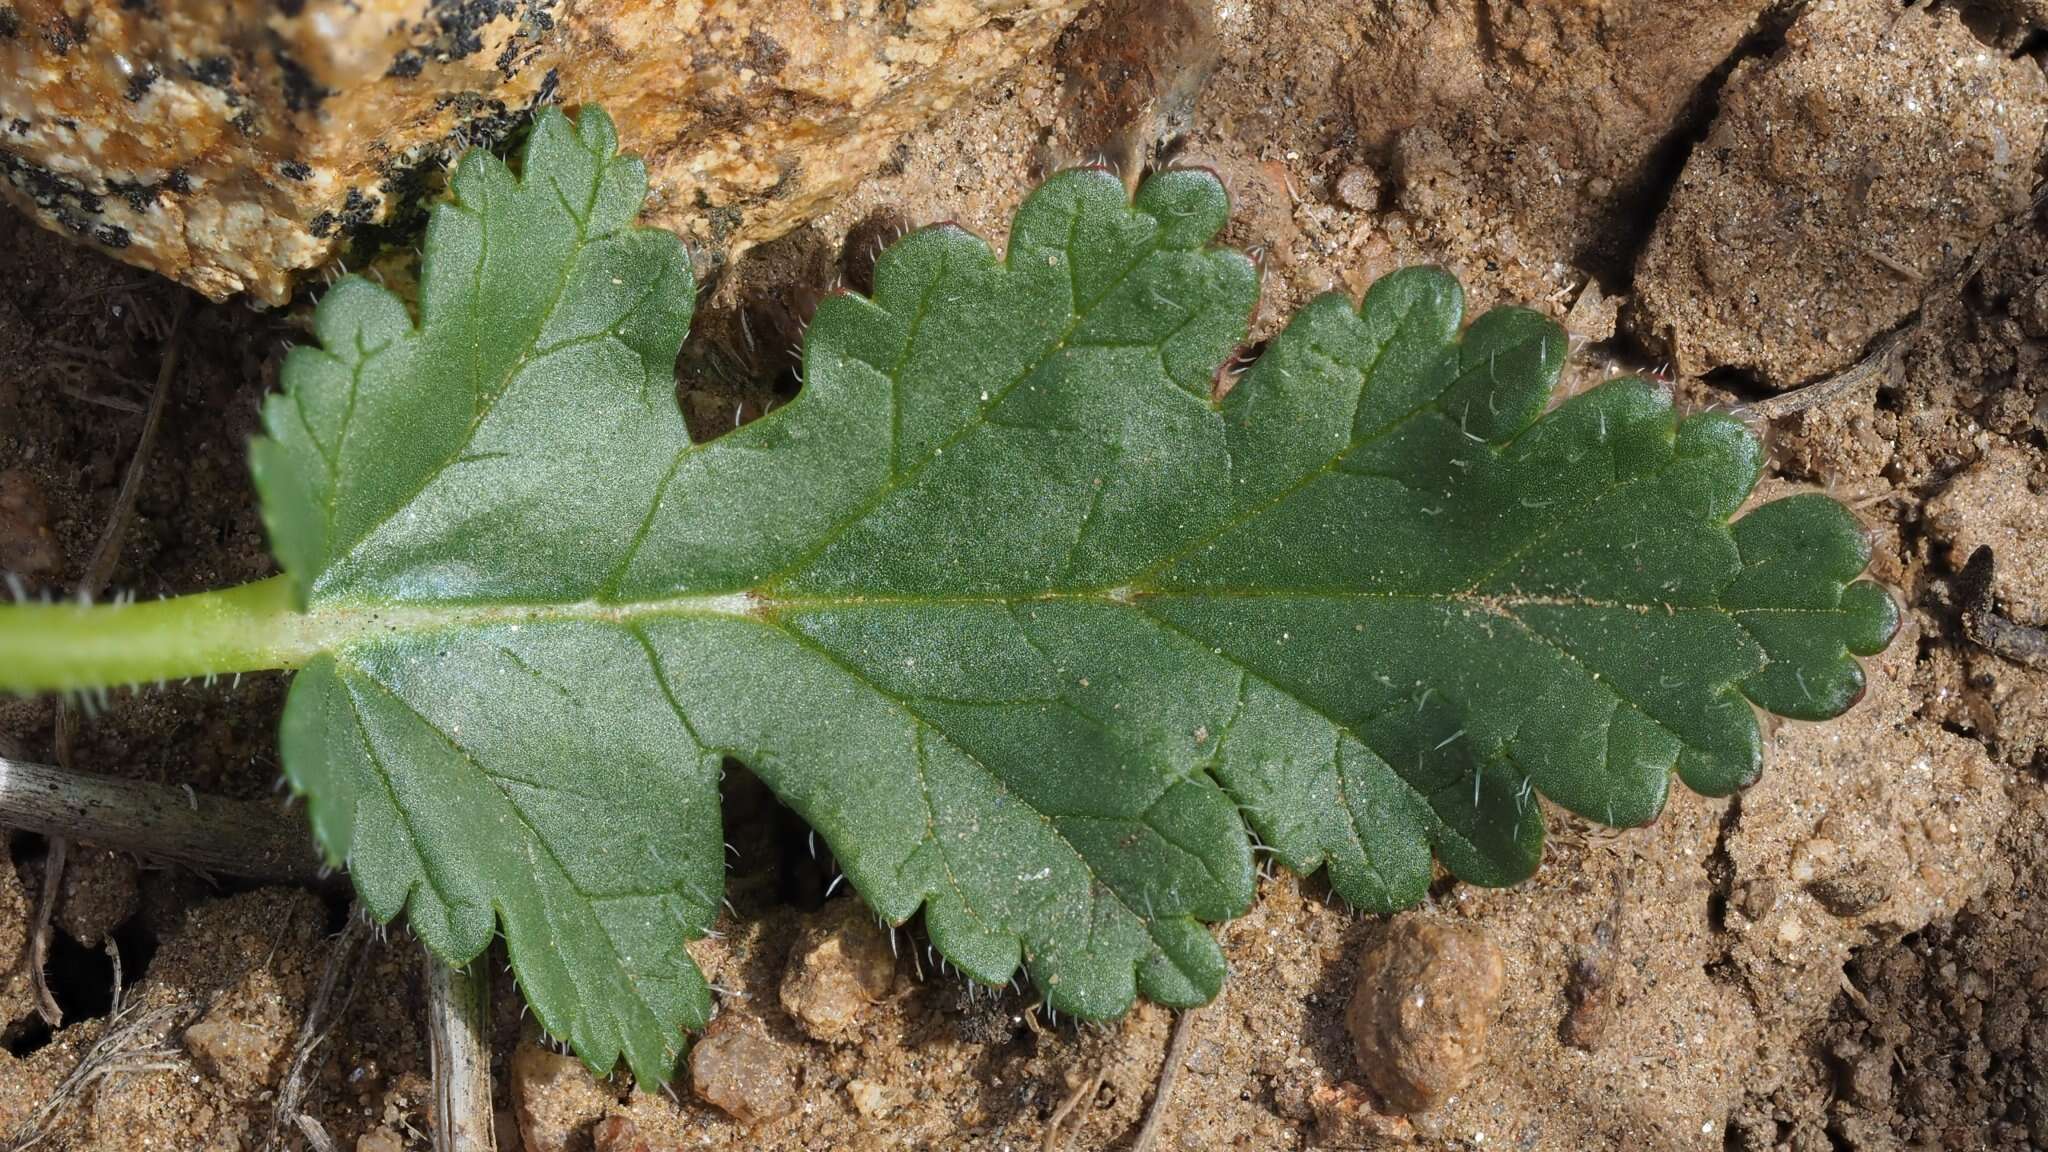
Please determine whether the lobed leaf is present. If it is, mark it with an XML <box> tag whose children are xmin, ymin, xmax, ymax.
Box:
<box><xmin>254</xmin><ymin>108</ymin><xmax>1897</xmax><ymax>1083</ymax></box>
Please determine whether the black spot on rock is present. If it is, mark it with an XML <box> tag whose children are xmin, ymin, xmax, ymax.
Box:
<box><xmin>189</xmin><ymin>55</ymin><xmax>235</xmax><ymax>88</ymax></box>
<box><xmin>0</xmin><ymin>7</ymin><xmax>17</xmax><ymax>39</ymax></box>
<box><xmin>387</xmin><ymin>50</ymin><xmax>424</xmax><ymax>78</ymax></box>
<box><xmin>43</xmin><ymin>15</ymin><xmax>83</xmax><ymax>55</ymax></box>
<box><xmin>277</xmin><ymin>48</ymin><xmax>329</xmax><ymax>113</ymax></box>
<box><xmin>92</xmin><ymin>224</ymin><xmax>131</xmax><ymax>248</ymax></box>
<box><xmin>309</xmin><ymin>210</ymin><xmax>337</xmax><ymax>238</ymax></box>
<box><xmin>433</xmin><ymin>0</ymin><xmax>516</xmax><ymax>60</ymax></box>
<box><xmin>4</xmin><ymin>150</ymin><xmax>107</xmax><ymax>226</ymax></box>
<box><xmin>340</xmin><ymin>186</ymin><xmax>378</xmax><ymax>225</ymax></box>
<box><xmin>281</xmin><ymin>159</ymin><xmax>311</xmax><ymax>181</ymax></box>
<box><xmin>166</xmin><ymin>168</ymin><xmax>190</xmax><ymax>193</ymax></box>
<box><xmin>125</xmin><ymin>64</ymin><xmax>159</xmax><ymax>102</ymax></box>
<box><xmin>744</xmin><ymin>29</ymin><xmax>788</xmax><ymax>75</ymax></box>
<box><xmin>108</xmin><ymin>179</ymin><xmax>161</xmax><ymax>211</ymax></box>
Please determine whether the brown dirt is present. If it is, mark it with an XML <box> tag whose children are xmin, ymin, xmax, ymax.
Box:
<box><xmin>3</xmin><ymin>1</ymin><xmax>2046</xmax><ymax>1150</ymax></box>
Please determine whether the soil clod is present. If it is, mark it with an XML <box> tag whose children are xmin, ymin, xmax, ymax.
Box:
<box><xmin>1344</xmin><ymin>917</ymin><xmax>1506</xmax><ymax>1114</ymax></box>
<box><xmin>510</xmin><ymin>1040</ymin><xmax>612</xmax><ymax>1152</ymax></box>
<box><xmin>777</xmin><ymin>898</ymin><xmax>895</xmax><ymax>1045</ymax></box>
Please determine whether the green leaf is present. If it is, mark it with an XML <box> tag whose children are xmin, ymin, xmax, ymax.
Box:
<box><xmin>253</xmin><ymin>108</ymin><xmax>1896</xmax><ymax>1084</ymax></box>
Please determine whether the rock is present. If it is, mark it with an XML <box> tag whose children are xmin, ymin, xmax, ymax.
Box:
<box><xmin>1344</xmin><ymin>917</ymin><xmax>1506</xmax><ymax>1114</ymax></box>
<box><xmin>0</xmin><ymin>0</ymin><xmax>1088</xmax><ymax>303</ymax></box>
<box><xmin>181</xmin><ymin>988</ymin><xmax>296</xmax><ymax>1093</ymax></box>
<box><xmin>779</xmin><ymin>898</ymin><xmax>896</xmax><ymax>1044</ymax></box>
<box><xmin>592</xmin><ymin>1114</ymin><xmax>650</xmax><ymax>1152</ymax></box>
<box><xmin>1333</xmin><ymin>166</ymin><xmax>1382</xmax><ymax>213</ymax></box>
<box><xmin>1630</xmin><ymin>1</ymin><xmax>2048</xmax><ymax>386</ymax></box>
<box><xmin>688</xmin><ymin>1015</ymin><xmax>797</xmax><ymax>1125</ymax></box>
<box><xmin>0</xmin><ymin>469</ymin><xmax>60</xmax><ymax>579</ymax></box>
<box><xmin>510</xmin><ymin>1041</ymin><xmax>611</xmax><ymax>1152</ymax></box>
<box><xmin>1341</xmin><ymin>1</ymin><xmax>1774</xmax><ymax>280</ymax></box>
<box><xmin>354</xmin><ymin>1127</ymin><xmax>406</xmax><ymax>1152</ymax></box>
<box><xmin>846</xmin><ymin>1077</ymin><xmax>909</xmax><ymax>1120</ymax></box>
<box><xmin>1053</xmin><ymin>0</ymin><xmax>1219</xmax><ymax>174</ymax></box>
<box><xmin>57</xmin><ymin>846</ymin><xmax>139</xmax><ymax>949</ymax></box>
<box><xmin>1309</xmin><ymin>1081</ymin><xmax>1417</xmax><ymax>1146</ymax></box>
<box><xmin>1562</xmin><ymin>281</ymin><xmax>1620</xmax><ymax>347</ymax></box>
<box><xmin>1927</xmin><ymin>445</ymin><xmax>2048</xmax><ymax>625</ymax></box>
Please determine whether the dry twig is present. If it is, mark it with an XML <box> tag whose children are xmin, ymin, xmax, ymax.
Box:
<box><xmin>1744</xmin><ymin>327</ymin><xmax>1907</xmax><ymax>420</ymax></box>
<box><xmin>267</xmin><ymin>906</ymin><xmax>376</xmax><ymax>1152</ymax></box>
<box><xmin>1129</xmin><ymin>1007</ymin><xmax>1200</xmax><ymax>1152</ymax></box>
<box><xmin>79</xmin><ymin>295</ymin><xmax>188</xmax><ymax>594</ymax></box>
<box><xmin>429</xmin><ymin>958</ymin><xmax>497</xmax><ymax>1152</ymax></box>
<box><xmin>23</xmin><ymin>835</ymin><xmax>65</xmax><ymax>1027</ymax></box>
<box><xmin>1958</xmin><ymin>547</ymin><xmax>2048</xmax><ymax>670</ymax></box>
<box><xmin>1040</xmin><ymin>1068</ymin><xmax>1106</xmax><ymax>1152</ymax></box>
<box><xmin>293</xmin><ymin>1114</ymin><xmax>341</xmax><ymax>1152</ymax></box>
<box><xmin>0</xmin><ymin>754</ymin><xmax>325</xmax><ymax>885</ymax></box>
<box><xmin>5</xmin><ymin>983</ymin><xmax>191</xmax><ymax>1150</ymax></box>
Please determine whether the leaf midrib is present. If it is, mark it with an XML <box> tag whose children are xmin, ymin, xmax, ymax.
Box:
<box><xmin>293</xmin><ymin>586</ymin><xmax>1839</xmax><ymax>666</ymax></box>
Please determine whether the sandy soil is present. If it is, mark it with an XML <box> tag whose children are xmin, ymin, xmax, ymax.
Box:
<box><xmin>2</xmin><ymin>1</ymin><xmax>2045</xmax><ymax>1150</ymax></box>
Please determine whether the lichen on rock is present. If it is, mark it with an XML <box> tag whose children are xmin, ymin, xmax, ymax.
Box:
<box><xmin>0</xmin><ymin>0</ymin><xmax>1085</xmax><ymax>303</ymax></box>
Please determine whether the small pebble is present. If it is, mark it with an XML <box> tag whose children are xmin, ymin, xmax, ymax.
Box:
<box><xmin>1334</xmin><ymin>166</ymin><xmax>1382</xmax><ymax>212</ymax></box>
<box><xmin>181</xmin><ymin>993</ymin><xmax>293</xmax><ymax>1093</ymax></box>
<box><xmin>689</xmin><ymin>1016</ymin><xmax>797</xmax><ymax>1124</ymax></box>
<box><xmin>57</xmin><ymin>846</ymin><xmax>139</xmax><ymax>948</ymax></box>
<box><xmin>779</xmin><ymin>898</ymin><xmax>896</xmax><ymax>1044</ymax></box>
<box><xmin>846</xmin><ymin>1077</ymin><xmax>908</xmax><ymax>1119</ymax></box>
<box><xmin>1310</xmin><ymin>1081</ymin><xmax>1417</xmax><ymax>1145</ymax></box>
<box><xmin>593</xmin><ymin>1114</ymin><xmax>651</xmax><ymax>1152</ymax></box>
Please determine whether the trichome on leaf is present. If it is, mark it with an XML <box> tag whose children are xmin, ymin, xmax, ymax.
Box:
<box><xmin>0</xmin><ymin>106</ymin><xmax>1899</xmax><ymax>1085</ymax></box>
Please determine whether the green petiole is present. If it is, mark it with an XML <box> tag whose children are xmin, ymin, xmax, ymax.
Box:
<box><xmin>0</xmin><ymin>576</ymin><xmax>324</xmax><ymax>692</ymax></box>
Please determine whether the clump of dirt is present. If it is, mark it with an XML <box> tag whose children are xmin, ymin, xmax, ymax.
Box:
<box><xmin>1820</xmin><ymin>787</ymin><xmax>2048</xmax><ymax>1149</ymax></box>
<box><xmin>3</xmin><ymin>1</ymin><xmax>2046</xmax><ymax>1150</ymax></box>
<box><xmin>1342</xmin><ymin>0</ymin><xmax>1777</xmax><ymax>290</ymax></box>
<box><xmin>1344</xmin><ymin>918</ymin><xmax>1507</xmax><ymax>1113</ymax></box>
<box><xmin>1631</xmin><ymin>0</ymin><xmax>2048</xmax><ymax>387</ymax></box>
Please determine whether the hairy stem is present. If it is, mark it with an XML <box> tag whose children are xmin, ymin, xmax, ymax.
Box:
<box><xmin>0</xmin><ymin>576</ymin><xmax>328</xmax><ymax>693</ymax></box>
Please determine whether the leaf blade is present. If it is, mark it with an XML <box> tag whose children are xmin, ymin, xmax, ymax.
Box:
<box><xmin>256</xmin><ymin>107</ymin><xmax>1896</xmax><ymax>1084</ymax></box>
